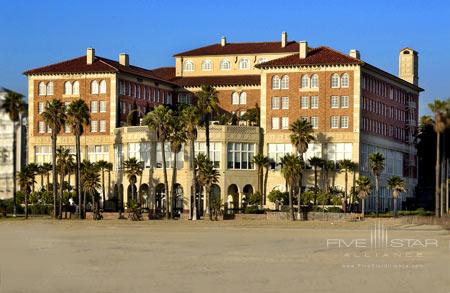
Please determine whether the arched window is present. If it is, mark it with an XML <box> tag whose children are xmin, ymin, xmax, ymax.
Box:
<box><xmin>64</xmin><ymin>81</ymin><xmax>72</xmax><ymax>95</ymax></box>
<box><xmin>239</xmin><ymin>58</ymin><xmax>250</xmax><ymax>70</ymax></box>
<box><xmin>331</xmin><ymin>74</ymin><xmax>340</xmax><ymax>88</ymax></box>
<box><xmin>201</xmin><ymin>60</ymin><xmax>212</xmax><ymax>71</ymax></box>
<box><xmin>220</xmin><ymin>59</ymin><xmax>231</xmax><ymax>70</ymax></box>
<box><xmin>91</xmin><ymin>80</ymin><xmax>99</xmax><ymax>94</ymax></box>
<box><xmin>231</xmin><ymin>92</ymin><xmax>239</xmax><ymax>105</ymax></box>
<box><xmin>311</xmin><ymin>74</ymin><xmax>319</xmax><ymax>88</ymax></box>
<box><xmin>281</xmin><ymin>75</ymin><xmax>289</xmax><ymax>89</ymax></box>
<box><xmin>272</xmin><ymin>75</ymin><xmax>281</xmax><ymax>89</ymax></box>
<box><xmin>183</xmin><ymin>60</ymin><xmax>194</xmax><ymax>71</ymax></box>
<box><xmin>341</xmin><ymin>73</ymin><xmax>349</xmax><ymax>88</ymax></box>
<box><xmin>99</xmin><ymin>80</ymin><xmax>107</xmax><ymax>94</ymax></box>
<box><xmin>239</xmin><ymin>92</ymin><xmax>247</xmax><ymax>105</ymax></box>
<box><xmin>301</xmin><ymin>75</ymin><xmax>309</xmax><ymax>88</ymax></box>
<box><xmin>133</xmin><ymin>84</ymin><xmax>136</xmax><ymax>97</ymax></box>
<box><xmin>73</xmin><ymin>81</ymin><xmax>80</xmax><ymax>95</ymax></box>
<box><xmin>38</xmin><ymin>82</ymin><xmax>46</xmax><ymax>96</ymax></box>
<box><xmin>46</xmin><ymin>82</ymin><xmax>54</xmax><ymax>95</ymax></box>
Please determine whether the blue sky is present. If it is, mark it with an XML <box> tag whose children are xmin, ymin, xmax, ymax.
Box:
<box><xmin>1</xmin><ymin>0</ymin><xmax>449</xmax><ymax>116</ymax></box>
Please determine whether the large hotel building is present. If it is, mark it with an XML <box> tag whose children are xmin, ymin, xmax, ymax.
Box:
<box><xmin>24</xmin><ymin>32</ymin><xmax>422</xmax><ymax>214</ymax></box>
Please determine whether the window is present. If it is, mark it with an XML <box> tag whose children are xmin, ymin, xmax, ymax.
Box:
<box><xmin>35</xmin><ymin>146</ymin><xmax>52</xmax><ymax>164</ymax></box>
<box><xmin>46</xmin><ymin>82</ymin><xmax>54</xmax><ymax>95</ymax></box>
<box><xmin>64</xmin><ymin>123</ymin><xmax>71</xmax><ymax>133</ymax></box>
<box><xmin>156</xmin><ymin>142</ymin><xmax>184</xmax><ymax>168</ymax></box>
<box><xmin>272</xmin><ymin>117</ymin><xmax>280</xmax><ymax>129</ymax></box>
<box><xmin>305</xmin><ymin>143</ymin><xmax>322</xmax><ymax>161</ymax></box>
<box><xmin>38</xmin><ymin>82</ymin><xmax>46</xmax><ymax>96</ymax></box>
<box><xmin>311</xmin><ymin>96</ymin><xmax>318</xmax><ymax>109</ymax></box>
<box><xmin>272</xmin><ymin>75</ymin><xmax>281</xmax><ymax>89</ymax></box>
<box><xmin>38</xmin><ymin>102</ymin><xmax>45</xmax><ymax>114</ymax></box>
<box><xmin>232</xmin><ymin>92</ymin><xmax>239</xmax><ymax>105</ymax></box>
<box><xmin>184</xmin><ymin>60</ymin><xmax>194</xmax><ymax>71</ymax></box>
<box><xmin>280</xmin><ymin>75</ymin><xmax>289</xmax><ymax>89</ymax></box>
<box><xmin>281</xmin><ymin>97</ymin><xmax>289</xmax><ymax>109</ymax></box>
<box><xmin>87</xmin><ymin>145</ymin><xmax>109</xmax><ymax>162</ymax></box>
<box><xmin>331</xmin><ymin>96</ymin><xmax>339</xmax><ymax>108</ymax></box>
<box><xmin>91</xmin><ymin>120</ymin><xmax>98</xmax><ymax>132</ymax></box>
<box><xmin>91</xmin><ymin>80</ymin><xmax>99</xmax><ymax>94</ymax></box>
<box><xmin>47</xmin><ymin>124</ymin><xmax>52</xmax><ymax>134</ymax></box>
<box><xmin>99</xmin><ymin>120</ymin><xmax>106</xmax><ymax>132</ymax></box>
<box><xmin>340</xmin><ymin>96</ymin><xmax>349</xmax><ymax>108</ymax></box>
<box><xmin>178</xmin><ymin>93</ymin><xmax>192</xmax><ymax>104</ymax></box>
<box><xmin>137</xmin><ymin>85</ymin><xmax>141</xmax><ymax>99</ymax></box>
<box><xmin>201</xmin><ymin>60</ymin><xmax>212</xmax><ymax>71</ymax></box>
<box><xmin>301</xmin><ymin>96</ymin><xmax>309</xmax><ymax>109</ymax></box>
<box><xmin>220</xmin><ymin>59</ymin><xmax>231</xmax><ymax>70</ymax></box>
<box><xmin>271</xmin><ymin>97</ymin><xmax>280</xmax><ymax>109</ymax></box>
<box><xmin>301</xmin><ymin>75</ymin><xmax>309</xmax><ymax>88</ymax></box>
<box><xmin>340</xmin><ymin>116</ymin><xmax>349</xmax><ymax>128</ymax></box>
<box><xmin>38</xmin><ymin>121</ymin><xmax>46</xmax><ymax>133</ymax></box>
<box><xmin>91</xmin><ymin>101</ymin><xmax>98</xmax><ymax>113</ymax></box>
<box><xmin>311</xmin><ymin>116</ymin><xmax>318</xmax><ymax>129</ymax></box>
<box><xmin>327</xmin><ymin>143</ymin><xmax>352</xmax><ymax>161</ymax></box>
<box><xmin>330</xmin><ymin>116</ymin><xmax>338</xmax><ymax>128</ymax></box>
<box><xmin>195</xmin><ymin>142</ymin><xmax>221</xmax><ymax>168</ymax></box>
<box><xmin>99</xmin><ymin>80</ymin><xmax>107</xmax><ymax>94</ymax></box>
<box><xmin>311</xmin><ymin>74</ymin><xmax>319</xmax><ymax>88</ymax></box>
<box><xmin>239</xmin><ymin>58</ymin><xmax>250</xmax><ymax>70</ymax></box>
<box><xmin>268</xmin><ymin>144</ymin><xmax>292</xmax><ymax>168</ymax></box>
<box><xmin>331</xmin><ymin>74</ymin><xmax>340</xmax><ymax>88</ymax></box>
<box><xmin>132</xmin><ymin>84</ymin><xmax>136</xmax><ymax>97</ymax></box>
<box><xmin>227</xmin><ymin>143</ymin><xmax>255</xmax><ymax>169</ymax></box>
<box><xmin>128</xmin><ymin>142</ymin><xmax>151</xmax><ymax>168</ymax></box>
<box><xmin>100</xmin><ymin>101</ymin><xmax>107</xmax><ymax>113</ymax></box>
<box><xmin>341</xmin><ymin>73</ymin><xmax>349</xmax><ymax>88</ymax></box>
<box><xmin>239</xmin><ymin>92</ymin><xmax>247</xmax><ymax>104</ymax></box>
<box><xmin>73</xmin><ymin>81</ymin><xmax>79</xmax><ymax>95</ymax></box>
<box><xmin>281</xmin><ymin>117</ymin><xmax>289</xmax><ymax>129</ymax></box>
<box><xmin>64</xmin><ymin>81</ymin><xmax>72</xmax><ymax>95</ymax></box>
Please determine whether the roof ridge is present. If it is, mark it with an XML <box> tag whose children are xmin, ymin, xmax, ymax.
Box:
<box><xmin>97</xmin><ymin>58</ymin><xmax>120</xmax><ymax>72</ymax></box>
<box><xmin>317</xmin><ymin>46</ymin><xmax>363</xmax><ymax>63</ymax></box>
<box><xmin>23</xmin><ymin>55</ymin><xmax>86</xmax><ymax>74</ymax></box>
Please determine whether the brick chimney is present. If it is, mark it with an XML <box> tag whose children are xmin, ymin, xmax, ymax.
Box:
<box><xmin>221</xmin><ymin>36</ymin><xmax>226</xmax><ymax>47</ymax></box>
<box><xmin>281</xmin><ymin>31</ymin><xmax>287</xmax><ymax>48</ymax></box>
<box><xmin>86</xmin><ymin>48</ymin><xmax>95</xmax><ymax>65</ymax></box>
<box><xmin>349</xmin><ymin>49</ymin><xmax>360</xmax><ymax>59</ymax></box>
<box><xmin>119</xmin><ymin>53</ymin><xmax>129</xmax><ymax>66</ymax></box>
<box><xmin>299</xmin><ymin>41</ymin><xmax>307</xmax><ymax>59</ymax></box>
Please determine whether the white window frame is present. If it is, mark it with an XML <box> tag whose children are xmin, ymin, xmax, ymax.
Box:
<box><xmin>331</xmin><ymin>96</ymin><xmax>339</xmax><ymax>108</ymax></box>
<box><xmin>201</xmin><ymin>59</ymin><xmax>213</xmax><ymax>71</ymax></box>
<box><xmin>311</xmin><ymin>74</ymin><xmax>319</xmax><ymax>88</ymax></box>
<box><xmin>280</xmin><ymin>75</ymin><xmax>289</xmax><ymax>89</ymax></box>
<box><xmin>184</xmin><ymin>60</ymin><xmax>194</xmax><ymax>71</ymax></box>
<box><xmin>301</xmin><ymin>96</ymin><xmax>309</xmax><ymax>109</ymax></box>
<box><xmin>341</xmin><ymin>73</ymin><xmax>349</xmax><ymax>88</ymax></box>
<box><xmin>330</xmin><ymin>116</ymin><xmax>339</xmax><ymax>129</ymax></box>
<box><xmin>99</xmin><ymin>101</ymin><xmax>107</xmax><ymax>113</ymax></box>
<box><xmin>340</xmin><ymin>116</ymin><xmax>349</xmax><ymax>128</ymax></box>
<box><xmin>99</xmin><ymin>80</ymin><xmax>107</xmax><ymax>94</ymax></box>
<box><xmin>91</xmin><ymin>80</ymin><xmax>99</xmax><ymax>94</ymax></box>
<box><xmin>99</xmin><ymin>120</ymin><xmax>106</xmax><ymax>132</ymax></box>
<box><xmin>64</xmin><ymin>81</ymin><xmax>72</xmax><ymax>95</ymax></box>
<box><xmin>311</xmin><ymin>96</ymin><xmax>319</xmax><ymax>109</ymax></box>
<box><xmin>301</xmin><ymin>75</ymin><xmax>309</xmax><ymax>88</ymax></box>
<box><xmin>38</xmin><ymin>121</ymin><xmax>46</xmax><ymax>133</ymax></box>
<box><xmin>281</xmin><ymin>97</ymin><xmax>289</xmax><ymax>109</ymax></box>
<box><xmin>281</xmin><ymin>117</ymin><xmax>289</xmax><ymax>129</ymax></box>
<box><xmin>91</xmin><ymin>120</ymin><xmax>98</xmax><ymax>133</ymax></box>
<box><xmin>46</xmin><ymin>82</ymin><xmax>54</xmax><ymax>95</ymax></box>
<box><xmin>239</xmin><ymin>58</ymin><xmax>250</xmax><ymax>70</ymax></box>
<box><xmin>91</xmin><ymin>101</ymin><xmax>98</xmax><ymax>113</ymax></box>
<box><xmin>38</xmin><ymin>82</ymin><xmax>46</xmax><ymax>96</ymax></box>
<box><xmin>220</xmin><ymin>59</ymin><xmax>231</xmax><ymax>70</ymax></box>
<box><xmin>272</xmin><ymin>75</ymin><xmax>281</xmax><ymax>89</ymax></box>
<box><xmin>73</xmin><ymin>81</ymin><xmax>80</xmax><ymax>95</ymax></box>
<box><xmin>272</xmin><ymin>117</ymin><xmax>280</xmax><ymax>129</ymax></box>
<box><xmin>271</xmin><ymin>97</ymin><xmax>280</xmax><ymax>109</ymax></box>
<box><xmin>239</xmin><ymin>92</ymin><xmax>247</xmax><ymax>105</ymax></box>
<box><xmin>311</xmin><ymin>116</ymin><xmax>318</xmax><ymax>129</ymax></box>
<box><xmin>232</xmin><ymin>92</ymin><xmax>239</xmax><ymax>105</ymax></box>
<box><xmin>340</xmin><ymin>96</ymin><xmax>349</xmax><ymax>108</ymax></box>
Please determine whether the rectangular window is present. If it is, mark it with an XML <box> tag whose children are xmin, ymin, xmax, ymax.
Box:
<box><xmin>38</xmin><ymin>121</ymin><xmax>46</xmax><ymax>133</ymax></box>
<box><xmin>330</xmin><ymin>116</ymin><xmax>338</xmax><ymax>128</ymax></box>
<box><xmin>232</xmin><ymin>93</ymin><xmax>239</xmax><ymax>105</ymax></box>
<box><xmin>34</xmin><ymin>145</ymin><xmax>52</xmax><ymax>164</ymax></box>
<box><xmin>327</xmin><ymin>143</ymin><xmax>352</xmax><ymax>162</ymax></box>
<box><xmin>301</xmin><ymin>96</ymin><xmax>309</xmax><ymax>109</ymax></box>
<box><xmin>91</xmin><ymin>101</ymin><xmax>98</xmax><ymax>113</ymax></box>
<box><xmin>99</xmin><ymin>120</ymin><xmax>106</xmax><ymax>132</ymax></box>
<box><xmin>331</xmin><ymin>96</ymin><xmax>339</xmax><ymax>108</ymax></box>
<box><xmin>271</xmin><ymin>97</ymin><xmax>280</xmax><ymax>109</ymax></box>
<box><xmin>311</xmin><ymin>116</ymin><xmax>318</xmax><ymax>129</ymax></box>
<box><xmin>87</xmin><ymin>145</ymin><xmax>109</xmax><ymax>162</ymax></box>
<box><xmin>340</xmin><ymin>96</ymin><xmax>349</xmax><ymax>108</ymax></box>
<box><xmin>272</xmin><ymin>117</ymin><xmax>280</xmax><ymax>129</ymax></box>
<box><xmin>128</xmin><ymin>142</ymin><xmax>151</xmax><ymax>168</ymax></box>
<box><xmin>281</xmin><ymin>117</ymin><xmax>289</xmax><ymax>129</ymax></box>
<box><xmin>38</xmin><ymin>102</ymin><xmax>45</xmax><ymax>114</ymax></box>
<box><xmin>91</xmin><ymin>120</ymin><xmax>98</xmax><ymax>133</ymax></box>
<box><xmin>156</xmin><ymin>142</ymin><xmax>184</xmax><ymax>169</ymax></box>
<box><xmin>305</xmin><ymin>143</ymin><xmax>322</xmax><ymax>161</ymax></box>
<box><xmin>227</xmin><ymin>143</ymin><xmax>255</xmax><ymax>170</ymax></box>
<box><xmin>310</xmin><ymin>96</ymin><xmax>318</xmax><ymax>109</ymax></box>
<box><xmin>47</xmin><ymin>125</ymin><xmax>52</xmax><ymax>134</ymax></box>
<box><xmin>340</xmin><ymin>116</ymin><xmax>349</xmax><ymax>128</ymax></box>
<box><xmin>281</xmin><ymin>97</ymin><xmax>289</xmax><ymax>109</ymax></box>
<box><xmin>195</xmin><ymin>142</ymin><xmax>221</xmax><ymax>168</ymax></box>
<box><xmin>100</xmin><ymin>101</ymin><xmax>107</xmax><ymax>113</ymax></box>
<box><xmin>64</xmin><ymin>123</ymin><xmax>71</xmax><ymax>133</ymax></box>
<box><xmin>267</xmin><ymin>143</ymin><xmax>292</xmax><ymax>169</ymax></box>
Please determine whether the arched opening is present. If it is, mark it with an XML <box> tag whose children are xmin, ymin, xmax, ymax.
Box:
<box><xmin>140</xmin><ymin>184</ymin><xmax>150</xmax><ymax>209</ymax></box>
<box><xmin>242</xmin><ymin>184</ymin><xmax>253</xmax><ymax>207</ymax></box>
<box><xmin>227</xmin><ymin>184</ymin><xmax>239</xmax><ymax>212</ymax></box>
<box><xmin>127</xmin><ymin>175</ymin><xmax>137</xmax><ymax>204</ymax></box>
<box><xmin>173</xmin><ymin>183</ymin><xmax>184</xmax><ymax>217</ymax></box>
<box><xmin>155</xmin><ymin>183</ymin><xmax>166</xmax><ymax>216</ymax></box>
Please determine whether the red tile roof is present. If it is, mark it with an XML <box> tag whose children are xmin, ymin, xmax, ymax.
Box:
<box><xmin>256</xmin><ymin>46</ymin><xmax>363</xmax><ymax>68</ymax></box>
<box><xmin>171</xmin><ymin>75</ymin><xmax>260</xmax><ymax>87</ymax></box>
<box><xmin>150</xmin><ymin>67</ymin><xmax>176</xmax><ymax>81</ymax></box>
<box><xmin>174</xmin><ymin>41</ymin><xmax>300</xmax><ymax>57</ymax></box>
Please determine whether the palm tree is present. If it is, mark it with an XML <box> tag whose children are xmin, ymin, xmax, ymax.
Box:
<box><xmin>66</xmin><ymin>99</ymin><xmax>90</xmax><ymax>219</ymax></box>
<box><xmin>196</xmin><ymin>85</ymin><xmax>218</xmax><ymax>157</ymax></box>
<box><xmin>262</xmin><ymin>158</ymin><xmax>272</xmax><ymax>207</ymax></box>
<box><xmin>41</xmin><ymin>99</ymin><xmax>67</xmax><ymax>218</ymax></box>
<box><xmin>240</xmin><ymin>106</ymin><xmax>260</xmax><ymax>126</ymax></box>
<box><xmin>428</xmin><ymin>99</ymin><xmax>448</xmax><ymax>217</ymax></box>
<box><xmin>96</xmin><ymin>160</ymin><xmax>110</xmax><ymax>209</ymax></box>
<box><xmin>290</xmin><ymin>118</ymin><xmax>314</xmax><ymax>219</ymax></box>
<box><xmin>181</xmin><ymin>106</ymin><xmax>200</xmax><ymax>220</ymax></box>
<box><xmin>56</xmin><ymin>147</ymin><xmax>73</xmax><ymax>219</ymax></box>
<box><xmin>197</xmin><ymin>155</ymin><xmax>220</xmax><ymax>220</ymax></box>
<box><xmin>143</xmin><ymin>105</ymin><xmax>173</xmax><ymax>219</ymax></box>
<box><xmin>17</xmin><ymin>165</ymin><xmax>36</xmax><ymax>219</ymax></box>
<box><xmin>368</xmin><ymin>152</ymin><xmax>385</xmax><ymax>217</ymax></box>
<box><xmin>80</xmin><ymin>160</ymin><xmax>99</xmax><ymax>217</ymax></box>
<box><xmin>356</xmin><ymin>176</ymin><xmax>372</xmax><ymax>217</ymax></box>
<box><xmin>105</xmin><ymin>162</ymin><xmax>113</xmax><ymax>203</ymax></box>
<box><xmin>252</xmin><ymin>153</ymin><xmax>270</xmax><ymax>208</ymax></box>
<box><xmin>26</xmin><ymin>163</ymin><xmax>39</xmax><ymax>194</ymax></box>
<box><xmin>41</xmin><ymin>163</ymin><xmax>52</xmax><ymax>191</ymax></box>
<box><xmin>280</xmin><ymin>154</ymin><xmax>303</xmax><ymax>221</ymax></box>
<box><xmin>0</xmin><ymin>91</ymin><xmax>25</xmax><ymax>216</ymax></box>
<box><xmin>387</xmin><ymin>176</ymin><xmax>407</xmax><ymax>217</ymax></box>
<box><xmin>309</xmin><ymin>156</ymin><xmax>323</xmax><ymax>205</ymax></box>
<box><xmin>337</xmin><ymin>159</ymin><xmax>356</xmax><ymax>213</ymax></box>
<box><xmin>123</xmin><ymin>158</ymin><xmax>144</xmax><ymax>203</ymax></box>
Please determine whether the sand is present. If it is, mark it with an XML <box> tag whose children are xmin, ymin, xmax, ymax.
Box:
<box><xmin>0</xmin><ymin>219</ymin><xmax>449</xmax><ymax>293</ymax></box>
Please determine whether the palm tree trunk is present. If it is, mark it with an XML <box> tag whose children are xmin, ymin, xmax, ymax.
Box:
<box><xmin>40</xmin><ymin>174</ymin><xmax>44</xmax><ymax>191</ymax></box>
<box><xmin>47</xmin><ymin>173</ymin><xmax>50</xmax><ymax>191</ymax></box>
<box><xmin>206</xmin><ymin>185</ymin><xmax>212</xmax><ymax>220</ymax></box>
<box><xmin>101</xmin><ymin>169</ymin><xmax>105</xmax><ymax>209</ymax></box>
<box><xmin>24</xmin><ymin>191</ymin><xmax>28</xmax><ymax>219</ymax></box>
<box><xmin>59</xmin><ymin>171</ymin><xmax>64</xmax><ymax>219</ymax></box>
<box><xmin>205</xmin><ymin>116</ymin><xmax>210</xmax><ymax>160</ymax></box>
<box><xmin>289</xmin><ymin>184</ymin><xmax>294</xmax><ymax>221</ymax></box>
<box><xmin>76</xmin><ymin>131</ymin><xmax>82</xmax><ymax>219</ymax></box>
<box><xmin>171</xmin><ymin>151</ymin><xmax>177</xmax><ymax>219</ymax></box>
<box><xmin>51</xmin><ymin>133</ymin><xmax>57</xmax><ymax>219</ymax></box>
<box><xmin>375</xmin><ymin>176</ymin><xmax>380</xmax><ymax>217</ymax></box>
<box><xmin>343</xmin><ymin>171</ymin><xmax>348</xmax><ymax>213</ymax></box>
<box><xmin>435</xmin><ymin>132</ymin><xmax>441</xmax><ymax>217</ymax></box>
<box><xmin>12</xmin><ymin>123</ymin><xmax>17</xmax><ymax>216</ymax></box>
<box><xmin>393</xmin><ymin>197</ymin><xmax>397</xmax><ymax>218</ymax></box>
<box><xmin>263</xmin><ymin>166</ymin><xmax>269</xmax><ymax>208</ymax></box>
<box><xmin>83</xmin><ymin>189</ymin><xmax>87</xmax><ymax>219</ymax></box>
<box><xmin>362</xmin><ymin>198</ymin><xmax>365</xmax><ymax>217</ymax></box>
<box><xmin>440</xmin><ymin>135</ymin><xmax>446</xmax><ymax>217</ymax></box>
<box><xmin>107</xmin><ymin>170</ymin><xmax>111</xmax><ymax>201</ymax></box>
<box><xmin>190</xmin><ymin>139</ymin><xmax>197</xmax><ymax>221</ymax></box>
<box><xmin>161</xmin><ymin>141</ymin><xmax>170</xmax><ymax>219</ymax></box>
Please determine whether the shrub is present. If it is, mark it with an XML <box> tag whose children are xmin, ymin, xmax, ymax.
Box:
<box><xmin>326</xmin><ymin>206</ymin><xmax>343</xmax><ymax>213</ymax></box>
<box><xmin>244</xmin><ymin>205</ymin><xmax>265</xmax><ymax>214</ymax></box>
<box><xmin>248</xmin><ymin>192</ymin><xmax>262</xmax><ymax>206</ymax></box>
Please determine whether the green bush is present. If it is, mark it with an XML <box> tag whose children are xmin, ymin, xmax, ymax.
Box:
<box><xmin>244</xmin><ymin>205</ymin><xmax>265</xmax><ymax>214</ymax></box>
<box><xmin>248</xmin><ymin>192</ymin><xmax>262</xmax><ymax>206</ymax></box>
<box><xmin>327</xmin><ymin>206</ymin><xmax>343</xmax><ymax>213</ymax></box>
